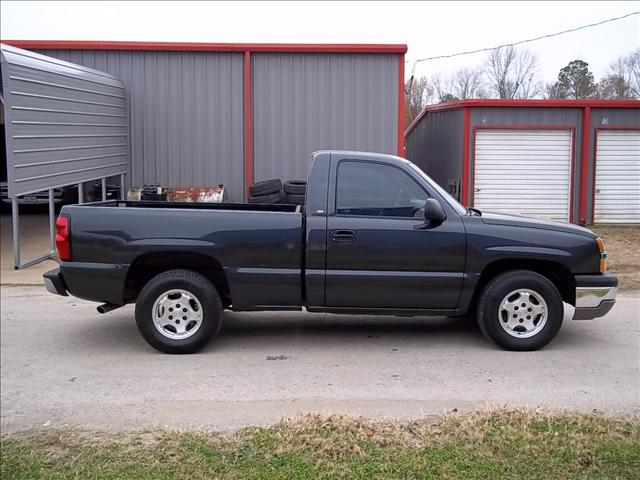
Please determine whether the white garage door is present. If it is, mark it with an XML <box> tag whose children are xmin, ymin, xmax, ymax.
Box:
<box><xmin>474</xmin><ymin>129</ymin><xmax>572</xmax><ymax>222</ymax></box>
<box><xmin>594</xmin><ymin>130</ymin><xmax>640</xmax><ymax>224</ymax></box>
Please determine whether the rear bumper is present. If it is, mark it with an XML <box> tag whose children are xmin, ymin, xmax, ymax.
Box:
<box><xmin>43</xmin><ymin>268</ymin><xmax>68</xmax><ymax>296</ymax></box>
<box><xmin>44</xmin><ymin>262</ymin><xmax>128</xmax><ymax>305</ymax></box>
<box><xmin>573</xmin><ymin>272</ymin><xmax>617</xmax><ymax>320</ymax></box>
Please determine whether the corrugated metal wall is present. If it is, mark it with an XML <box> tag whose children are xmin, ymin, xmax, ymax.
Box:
<box><xmin>469</xmin><ymin>107</ymin><xmax>584</xmax><ymax>222</ymax></box>
<box><xmin>1</xmin><ymin>44</ymin><xmax>129</xmax><ymax>196</ymax></box>
<box><xmin>36</xmin><ymin>49</ymin><xmax>246</xmax><ymax>201</ymax></box>
<box><xmin>404</xmin><ymin>109</ymin><xmax>463</xmax><ymax>199</ymax></box>
<box><xmin>252</xmin><ymin>53</ymin><xmax>399</xmax><ymax>182</ymax></box>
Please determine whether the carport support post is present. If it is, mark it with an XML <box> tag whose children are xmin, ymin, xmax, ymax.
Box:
<box><xmin>120</xmin><ymin>173</ymin><xmax>125</xmax><ymax>200</ymax></box>
<box><xmin>11</xmin><ymin>196</ymin><xmax>20</xmax><ymax>269</ymax></box>
<box><xmin>101</xmin><ymin>177</ymin><xmax>107</xmax><ymax>201</ymax></box>
<box><xmin>48</xmin><ymin>189</ymin><xmax>56</xmax><ymax>254</ymax></box>
<box><xmin>77</xmin><ymin>182</ymin><xmax>84</xmax><ymax>204</ymax></box>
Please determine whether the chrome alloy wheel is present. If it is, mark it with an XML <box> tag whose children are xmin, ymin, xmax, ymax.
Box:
<box><xmin>498</xmin><ymin>288</ymin><xmax>548</xmax><ymax>338</ymax></box>
<box><xmin>152</xmin><ymin>289</ymin><xmax>203</xmax><ymax>340</ymax></box>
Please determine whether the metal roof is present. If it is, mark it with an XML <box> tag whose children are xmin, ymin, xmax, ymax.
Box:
<box><xmin>406</xmin><ymin>99</ymin><xmax>640</xmax><ymax>137</ymax></box>
<box><xmin>1</xmin><ymin>40</ymin><xmax>408</xmax><ymax>54</ymax></box>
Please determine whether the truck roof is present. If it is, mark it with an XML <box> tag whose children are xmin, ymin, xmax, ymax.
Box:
<box><xmin>311</xmin><ymin>150</ymin><xmax>409</xmax><ymax>167</ymax></box>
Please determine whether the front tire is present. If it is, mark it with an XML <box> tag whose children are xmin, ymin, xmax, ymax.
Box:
<box><xmin>135</xmin><ymin>269</ymin><xmax>222</xmax><ymax>354</ymax></box>
<box><xmin>477</xmin><ymin>270</ymin><xmax>563</xmax><ymax>351</ymax></box>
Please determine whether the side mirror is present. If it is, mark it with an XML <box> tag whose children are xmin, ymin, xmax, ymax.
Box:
<box><xmin>423</xmin><ymin>198</ymin><xmax>446</xmax><ymax>226</ymax></box>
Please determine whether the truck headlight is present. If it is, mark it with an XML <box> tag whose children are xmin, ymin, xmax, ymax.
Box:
<box><xmin>596</xmin><ymin>237</ymin><xmax>606</xmax><ymax>273</ymax></box>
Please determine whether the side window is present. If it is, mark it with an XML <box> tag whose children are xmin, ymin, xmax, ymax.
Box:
<box><xmin>336</xmin><ymin>161</ymin><xmax>428</xmax><ymax>217</ymax></box>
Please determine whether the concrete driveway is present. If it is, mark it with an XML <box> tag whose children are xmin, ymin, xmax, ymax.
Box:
<box><xmin>1</xmin><ymin>285</ymin><xmax>638</xmax><ymax>433</ymax></box>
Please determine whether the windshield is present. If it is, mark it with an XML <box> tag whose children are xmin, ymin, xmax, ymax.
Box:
<box><xmin>406</xmin><ymin>162</ymin><xmax>468</xmax><ymax>215</ymax></box>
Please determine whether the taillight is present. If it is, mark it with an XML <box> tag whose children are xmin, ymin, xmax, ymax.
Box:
<box><xmin>55</xmin><ymin>215</ymin><xmax>71</xmax><ymax>261</ymax></box>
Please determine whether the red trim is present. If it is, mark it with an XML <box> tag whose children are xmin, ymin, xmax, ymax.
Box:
<box><xmin>405</xmin><ymin>98</ymin><xmax>640</xmax><ymax>138</ymax></box>
<box><xmin>243</xmin><ymin>51</ymin><xmax>253</xmax><ymax>197</ymax></box>
<box><xmin>579</xmin><ymin>107</ymin><xmax>591</xmax><ymax>224</ymax></box>
<box><xmin>397</xmin><ymin>54</ymin><xmax>405</xmax><ymax>157</ymax></box>
<box><xmin>470</xmin><ymin>125</ymin><xmax>577</xmax><ymax>222</ymax></box>
<box><xmin>591</xmin><ymin>125</ymin><xmax>640</xmax><ymax>224</ymax></box>
<box><xmin>2</xmin><ymin>39</ymin><xmax>407</xmax><ymax>54</ymax></box>
<box><xmin>461</xmin><ymin>108</ymin><xmax>471</xmax><ymax>206</ymax></box>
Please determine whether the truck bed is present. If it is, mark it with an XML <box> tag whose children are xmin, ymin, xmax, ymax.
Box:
<box><xmin>57</xmin><ymin>200</ymin><xmax>304</xmax><ymax>310</ymax></box>
<box><xmin>85</xmin><ymin>200</ymin><xmax>301</xmax><ymax>213</ymax></box>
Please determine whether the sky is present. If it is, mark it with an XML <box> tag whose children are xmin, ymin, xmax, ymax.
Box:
<box><xmin>1</xmin><ymin>1</ymin><xmax>639</xmax><ymax>84</ymax></box>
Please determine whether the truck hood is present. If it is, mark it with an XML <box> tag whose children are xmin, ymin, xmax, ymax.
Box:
<box><xmin>479</xmin><ymin>211</ymin><xmax>596</xmax><ymax>238</ymax></box>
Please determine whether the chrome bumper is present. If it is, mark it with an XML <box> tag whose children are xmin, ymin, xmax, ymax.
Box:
<box><xmin>572</xmin><ymin>273</ymin><xmax>617</xmax><ymax>320</ymax></box>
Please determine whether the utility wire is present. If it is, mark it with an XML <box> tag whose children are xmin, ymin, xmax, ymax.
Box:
<box><xmin>405</xmin><ymin>11</ymin><xmax>639</xmax><ymax>92</ymax></box>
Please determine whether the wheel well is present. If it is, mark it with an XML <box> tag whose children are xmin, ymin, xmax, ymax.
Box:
<box><xmin>124</xmin><ymin>252</ymin><xmax>231</xmax><ymax>308</ymax></box>
<box><xmin>471</xmin><ymin>259</ymin><xmax>576</xmax><ymax>310</ymax></box>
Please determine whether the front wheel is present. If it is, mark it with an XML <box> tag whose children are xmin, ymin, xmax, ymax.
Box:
<box><xmin>135</xmin><ymin>269</ymin><xmax>223</xmax><ymax>353</ymax></box>
<box><xmin>476</xmin><ymin>270</ymin><xmax>563</xmax><ymax>351</ymax></box>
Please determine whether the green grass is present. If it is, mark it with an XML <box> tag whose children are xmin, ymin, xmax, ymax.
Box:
<box><xmin>2</xmin><ymin>410</ymin><xmax>639</xmax><ymax>479</ymax></box>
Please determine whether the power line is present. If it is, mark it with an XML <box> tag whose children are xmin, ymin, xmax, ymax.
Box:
<box><xmin>407</xmin><ymin>11</ymin><xmax>639</xmax><ymax>85</ymax></box>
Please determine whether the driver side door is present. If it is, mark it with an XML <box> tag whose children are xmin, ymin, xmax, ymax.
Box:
<box><xmin>324</xmin><ymin>159</ymin><xmax>466</xmax><ymax>311</ymax></box>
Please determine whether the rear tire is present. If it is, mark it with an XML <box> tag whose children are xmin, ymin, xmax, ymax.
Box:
<box><xmin>135</xmin><ymin>269</ymin><xmax>222</xmax><ymax>354</ymax></box>
<box><xmin>476</xmin><ymin>270</ymin><xmax>563</xmax><ymax>351</ymax></box>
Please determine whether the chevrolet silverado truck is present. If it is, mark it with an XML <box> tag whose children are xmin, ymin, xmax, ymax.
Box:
<box><xmin>43</xmin><ymin>151</ymin><xmax>617</xmax><ymax>354</ymax></box>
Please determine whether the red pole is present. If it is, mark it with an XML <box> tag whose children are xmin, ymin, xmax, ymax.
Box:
<box><xmin>243</xmin><ymin>50</ymin><xmax>253</xmax><ymax>198</ymax></box>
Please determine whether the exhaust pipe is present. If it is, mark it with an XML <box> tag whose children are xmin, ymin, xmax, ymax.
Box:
<box><xmin>97</xmin><ymin>303</ymin><xmax>121</xmax><ymax>314</ymax></box>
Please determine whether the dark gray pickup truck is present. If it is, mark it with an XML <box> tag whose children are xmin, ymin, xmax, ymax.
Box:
<box><xmin>44</xmin><ymin>151</ymin><xmax>617</xmax><ymax>353</ymax></box>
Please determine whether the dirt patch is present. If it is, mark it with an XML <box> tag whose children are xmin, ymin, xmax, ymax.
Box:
<box><xmin>591</xmin><ymin>226</ymin><xmax>640</xmax><ymax>292</ymax></box>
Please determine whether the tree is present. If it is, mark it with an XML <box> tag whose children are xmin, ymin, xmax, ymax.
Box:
<box><xmin>547</xmin><ymin>60</ymin><xmax>597</xmax><ymax>99</ymax></box>
<box><xmin>431</xmin><ymin>74</ymin><xmax>456</xmax><ymax>103</ymax></box>
<box><xmin>431</xmin><ymin>68</ymin><xmax>486</xmax><ymax>103</ymax></box>
<box><xmin>451</xmin><ymin>67</ymin><xmax>487</xmax><ymax>99</ymax></box>
<box><xmin>598</xmin><ymin>75</ymin><xmax>633</xmax><ymax>99</ymax></box>
<box><xmin>544</xmin><ymin>82</ymin><xmax>565</xmax><ymax>99</ymax></box>
<box><xmin>404</xmin><ymin>76</ymin><xmax>434</xmax><ymax>128</ymax></box>
<box><xmin>598</xmin><ymin>50</ymin><xmax>640</xmax><ymax>99</ymax></box>
<box><xmin>484</xmin><ymin>46</ymin><xmax>540</xmax><ymax>98</ymax></box>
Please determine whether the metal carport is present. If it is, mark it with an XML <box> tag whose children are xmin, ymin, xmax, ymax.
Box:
<box><xmin>1</xmin><ymin>43</ymin><xmax>129</xmax><ymax>268</ymax></box>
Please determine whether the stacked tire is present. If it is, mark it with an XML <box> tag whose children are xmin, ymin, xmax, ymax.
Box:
<box><xmin>247</xmin><ymin>179</ymin><xmax>307</xmax><ymax>205</ymax></box>
<box><xmin>247</xmin><ymin>179</ymin><xmax>283</xmax><ymax>204</ymax></box>
<box><xmin>283</xmin><ymin>180</ymin><xmax>306</xmax><ymax>205</ymax></box>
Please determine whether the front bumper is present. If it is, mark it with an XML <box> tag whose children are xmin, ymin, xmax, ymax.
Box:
<box><xmin>573</xmin><ymin>272</ymin><xmax>617</xmax><ymax>320</ymax></box>
<box><xmin>43</xmin><ymin>268</ymin><xmax>68</xmax><ymax>296</ymax></box>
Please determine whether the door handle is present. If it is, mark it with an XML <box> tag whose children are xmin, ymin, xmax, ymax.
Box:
<box><xmin>331</xmin><ymin>230</ymin><xmax>356</xmax><ymax>243</ymax></box>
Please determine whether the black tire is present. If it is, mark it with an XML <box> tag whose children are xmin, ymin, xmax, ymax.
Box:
<box><xmin>476</xmin><ymin>270</ymin><xmax>563</xmax><ymax>351</ymax></box>
<box><xmin>247</xmin><ymin>192</ymin><xmax>282</xmax><ymax>204</ymax></box>
<box><xmin>285</xmin><ymin>193</ymin><xmax>305</xmax><ymax>205</ymax></box>
<box><xmin>283</xmin><ymin>180</ymin><xmax>307</xmax><ymax>195</ymax></box>
<box><xmin>135</xmin><ymin>269</ymin><xmax>222</xmax><ymax>354</ymax></box>
<box><xmin>249</xmin><ymin>179</ymin><xmax>282</xmax><ymax>196</ymax></box>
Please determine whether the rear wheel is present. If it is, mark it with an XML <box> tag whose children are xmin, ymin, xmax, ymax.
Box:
<box><xmin>135</xmin><ymin>269</ymin><xmax>222</xmax><ymax>353</ymax></box>
<box><xmin>476</xmin><ymin>270</ymin><xmax>563</xmax><ymax>351</ymax></box>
